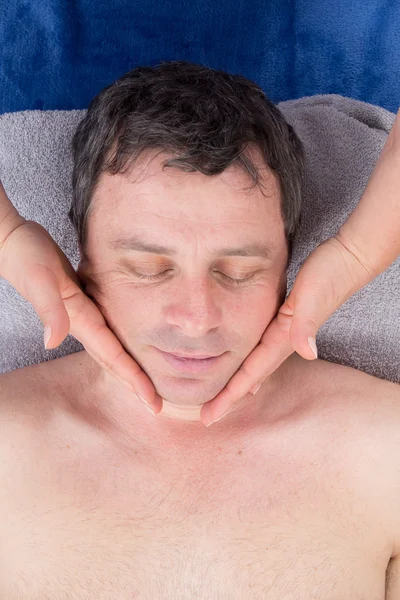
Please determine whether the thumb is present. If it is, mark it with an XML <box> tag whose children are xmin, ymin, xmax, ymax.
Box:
<box><xmin>279</xmin><ymin>280</ymin><xmax>324</xmax><ymax>361</ymax></box>
<box><xmin>281</xmin><ymin>236</ymin><xmax>359</xmax><ymax>361</ymax></box>
<box><xmin>24</xmin><ymin>267</ymin><xmax>71</xmax><ymax>349</ymax></box>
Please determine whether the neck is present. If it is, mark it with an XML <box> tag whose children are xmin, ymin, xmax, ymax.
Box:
<box><xmin>72</xmin><ymin>350</ymin><xmax>287</xmax><ymax>455</ymax></box>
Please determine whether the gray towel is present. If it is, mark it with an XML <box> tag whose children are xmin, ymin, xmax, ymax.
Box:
<box><xmin>0</xmin><ymin>93</ymin><xmax>399</xmax><ymax>383</ymax></box>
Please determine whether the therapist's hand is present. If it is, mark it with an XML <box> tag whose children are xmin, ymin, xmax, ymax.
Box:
<box><xmin>0</xmin><ymin>216</ymin><xmax>162</xmax><ymax>414</ymax></box>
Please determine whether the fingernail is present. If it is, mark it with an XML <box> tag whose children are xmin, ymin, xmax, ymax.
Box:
<box><xmin>137</xmin><ymin>394</ymin><xmax>155</xmax><ymax>415</ymax></box>
<box><xmin>249</xmin><ymin>382</ymin><xmax>261</xmax><ymax>395</ymax></box>
<box><xmin>308</xmin><ymin>336</ymin><xmax>318</xmax><ymax>359</ymax></box>
<box><xmin>119</xmin><ymin>380</ymin><xmax>154</xmax><ymax>414</ymax></box>
<box><xmin>121</xmin><ymin>379</ymin><xmax>134</xmax><ymax>392</ymax></box>
<box><xmin>44</xmin><ymin>325</ymin><xmax>52</xmax><ymax>349</ymax></box>
<box><xmin>205</xmin><ymin>407</ymin><xmax>231</xmax><ymax>427</ymax></box>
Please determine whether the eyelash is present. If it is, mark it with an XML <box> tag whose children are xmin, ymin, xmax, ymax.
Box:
<box><xmin>134</xmin><ymin>270</ymin><xmax>254</xmax><ymax>286</ymax></box>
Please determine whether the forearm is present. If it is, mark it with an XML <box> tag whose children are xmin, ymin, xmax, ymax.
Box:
<box><xmin>337</xmin><ymin>108</ymin><xmax>400</xmax><ymax>276</ymax></box>
<box><xmin>0</xmin><ymin>180</ymin><xmax>26</xmax><ymax>248</ymax></box>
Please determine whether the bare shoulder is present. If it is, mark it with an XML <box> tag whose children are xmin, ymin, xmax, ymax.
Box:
<box><xmin>0</xmin><ymin>361</ymin><xmax>55</xmax><ymax>422</ymax></box>
<box><xmin>0</xmin><ymin>351</ymin><xmax>86</xmax><ymax>414</ymax></box>
<box><xmin>0</xmin><ymin>356</ymin><xmax>85</xmax><ymax>496</ymax></box>
<box><xmin>299</xmin><ymin>355</ymin><xmax>400</xmax><ymax>441</ymax></box>
<box><xmin>285</xmin><ymin>354</ymin><xmax>400</xmax><ymax>426</ymax></box>
<box><xmin>0</xmin><ymin>356</ymin><xmax>80</xmax><ymax>455</ymax></box>
<box><xmin>301</xmin><ymin>356</ymin><xmax>400</xmax><ymax>560</ymax></box>
<box><xmin>296</xmin><ymin>353</ymin><xmax>400</xmax><ymax>402</ymax></box>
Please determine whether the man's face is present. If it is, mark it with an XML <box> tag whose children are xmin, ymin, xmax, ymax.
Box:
<box><xmin>78</xmin><ymin>148</ymin><xmax>288</xmax><ymax>408</ymax></box>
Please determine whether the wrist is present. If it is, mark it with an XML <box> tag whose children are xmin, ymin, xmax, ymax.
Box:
<box><xmin>0</xmin><ymin>208</ymin><xmax>27</xmax><ymax>250</ymax></box>
<box><xmin>334</xmin><ymin>228</ymin><xmax>377</xmax><ymax>284</ymax></box>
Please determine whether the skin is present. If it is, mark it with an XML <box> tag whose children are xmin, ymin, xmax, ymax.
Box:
<box><xmin>77</xmin><ymin>146</ymin><xmax>289</xmax><ymax>441</ymax></box>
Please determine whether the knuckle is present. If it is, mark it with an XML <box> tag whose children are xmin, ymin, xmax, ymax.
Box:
<box><xmin>104</xmin><ymin>349</ymin><xmax>125</xmax><ymax>373</ymax></box>
<box><xmin>276</xmin><ymin>310</ymin><xmax>293</xmax><ymax>333</ymax></box>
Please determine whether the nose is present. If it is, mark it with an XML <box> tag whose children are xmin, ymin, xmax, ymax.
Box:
<box><xmin>163</xmin><ymin>275</ymin><xmax>223</xmax><ymax>336</ymax></box>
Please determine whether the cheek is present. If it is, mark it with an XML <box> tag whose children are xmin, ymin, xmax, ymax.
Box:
<box><xmin>106</xmin><ymin>282</ymin><xmax>160</xmax><ymax>325</ymax></box>
<box><xmin>250</xmin><ymin>296</ymin><xmax>278</xmax><ymax>330</ymax></box>
<box><xmin>82</xmin><ymin>273</ymin><xmax>137</xmax><ymax>318</ymax></box>
<box><xmin>228</xmin><ymin>285</ymin><xmax>280</xmax><ymax>334</ymax></box>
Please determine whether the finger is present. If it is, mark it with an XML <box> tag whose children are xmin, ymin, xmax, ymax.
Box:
<box><xmin>23</xmin><ymin>266</ymin><xmax>71</xmax><ymax>348</ymax></box>
<box><xmin>200</xmin><ymin>316</ymin><xmax>294</xmax><ymax>425</ymax></box>
<box><xmin>61</xmin><ymin>285</ymin><xmax>161</xmax><ymax>410</ymax></box>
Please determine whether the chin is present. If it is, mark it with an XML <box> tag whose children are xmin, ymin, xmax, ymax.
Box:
<box><xmin>151</xmin><ymin>372</ymin><xmax>227</xmax><ymax>406</ymax></box>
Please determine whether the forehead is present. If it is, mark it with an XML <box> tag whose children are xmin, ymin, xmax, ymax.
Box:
<box><xmin>91</xmin><ymin>149</ymin><xmax>284</xmax><ymax>243</ymax></box>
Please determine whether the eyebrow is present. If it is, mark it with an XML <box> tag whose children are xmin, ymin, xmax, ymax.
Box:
<box><xmin>109</xmin><ymin>235</ymin><xmax>274</xmax><ymax>259</ymax></box>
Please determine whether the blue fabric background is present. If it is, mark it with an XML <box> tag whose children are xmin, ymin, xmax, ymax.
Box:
<box><xmin>1</xmin><ymin>0</ymin><xmax>399</xmax><ymax>114</ymax></box>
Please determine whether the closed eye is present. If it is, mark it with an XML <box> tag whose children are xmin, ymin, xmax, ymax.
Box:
<box><xmin>132</xmin><ymin>270</ymin><xmax>256</xmax><ymax>286</ymax></box>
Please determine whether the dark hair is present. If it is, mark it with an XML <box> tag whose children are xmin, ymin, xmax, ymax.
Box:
<box><xmin>68</xmin><ymin>60</ymin><xmax>305</xmax><ymax>264</ymax></box>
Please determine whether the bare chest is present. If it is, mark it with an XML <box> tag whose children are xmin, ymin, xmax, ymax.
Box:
<box><xmin>0</xmin><ymin>425</ymin><xmax>389</xmax><ymax>600</ymax></box>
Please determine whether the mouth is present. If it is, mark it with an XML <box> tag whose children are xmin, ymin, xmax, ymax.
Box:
<box><xmin>166</xmin><ymin>351</ymin><xmax>219</xmax><ymax>359</ymax></box>
<box><xmin>155</xmin><ymin>348</ymin><xmax>225</xmax><ymax>373</ymax></box>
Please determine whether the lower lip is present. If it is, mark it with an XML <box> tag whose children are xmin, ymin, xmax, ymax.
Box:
<box><xmin>156</xmin><ymin>349</ymin><xmax>223</xmax><ymax>372</ymax></box>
